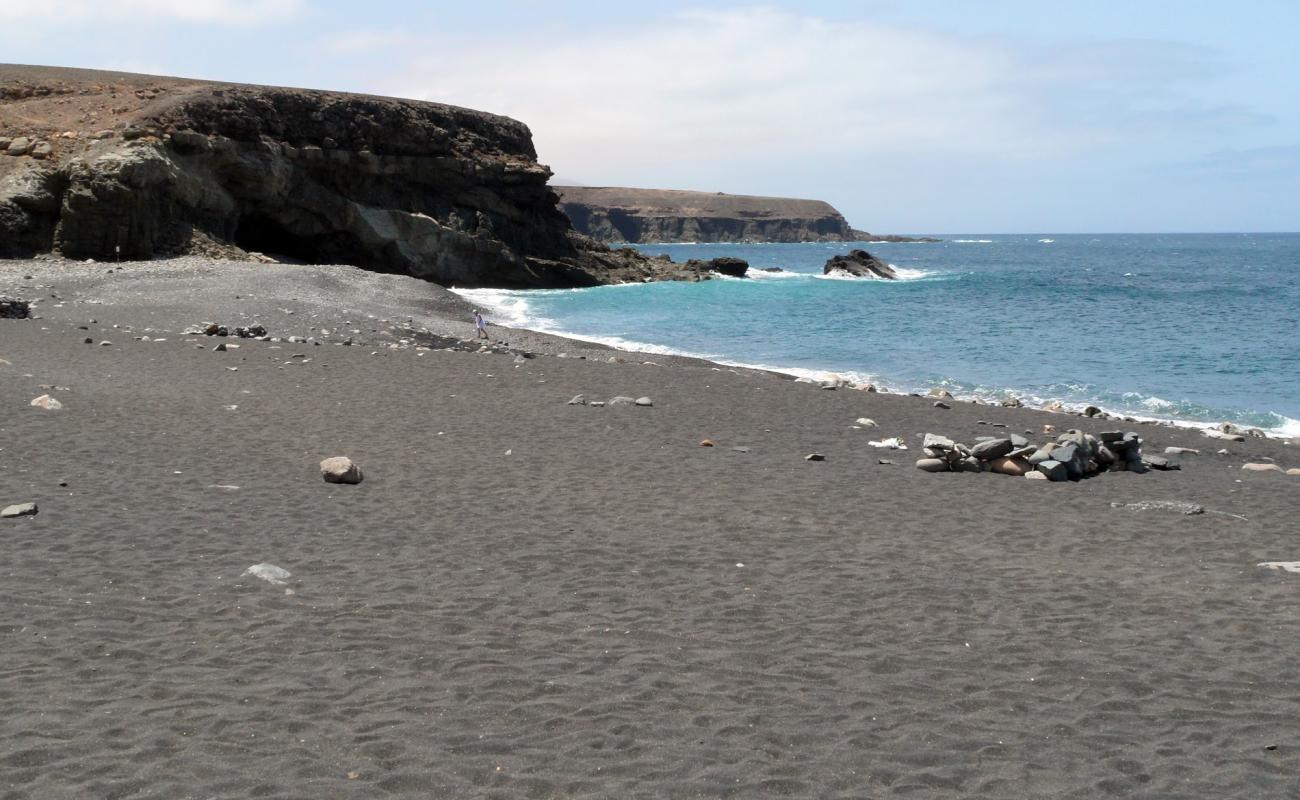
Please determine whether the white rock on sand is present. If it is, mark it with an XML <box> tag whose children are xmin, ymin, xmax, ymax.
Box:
<box><xmin>30</xmin><ymin>394</ymin><xmax>63</xmax><ymax>410</ymax></box>
<box><xmin>1257</xmin><ymin>562</ymin><xmax>1300</xmax><ymax>574</ymax></box>
<box><xmin>320</xmin><ymin>456</ymin><xmax>364</xmax><ymax>484</ymax></box>
<box><xmin>243</xmin><ymin>563</ymin><xmax>292</xmax><ymax>585</ymax></box>
<box><xmin>1241</xmin><ymin>463</ymin><xmax>1283</xmax><ymax>473</ymax></box>
<box><xmin>2</xmin><ymin>502</ymin><xmax>39</xmax><ymax>518</ymax></box>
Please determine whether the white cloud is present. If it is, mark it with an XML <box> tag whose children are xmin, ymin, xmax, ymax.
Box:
<box><xmin>8</xmin><ymin>0</ymin><xmax>303</xmax><ymax>25</ymax></box>
<box><xmin>320</xmin><ymin>29</ymin><xmax>421</xmax><ymax>56</ymax></box>
<box><xmin>360</xmin><ymin>8</ymin><xmax>1255</xmax><ymax>178</ymax></box>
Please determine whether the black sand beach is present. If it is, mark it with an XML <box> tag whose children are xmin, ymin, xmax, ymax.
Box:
<box><xmin>2</xmin><ymin>258</ymin><xmax>1298</xmax><ymax>798</ymax></box>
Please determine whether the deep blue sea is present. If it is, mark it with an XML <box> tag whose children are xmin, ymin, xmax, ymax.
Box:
<box><xmin>458</xmin><ymin>234</ymin><xmax>1300</xmax><ymax>436</ymax></box>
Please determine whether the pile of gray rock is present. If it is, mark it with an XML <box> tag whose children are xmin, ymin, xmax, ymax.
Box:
<box><xmin>183</xmin><ymin>322</ymin><xmax>268</xmax><ymax>339</ymax></box>
<box><xmin>1</xmin><ymin>136</ymin><xmax>54</xmax><ymax>159</ymax></box>
<box><xmin>916</xmin><ymin>429</ymin><xmax>1176</xmax><ymax>481</ymax></box>
<box><xmin>0</xmin><ymin>296</ymin><xmax>31</xmax><ymax>319</ymax></box>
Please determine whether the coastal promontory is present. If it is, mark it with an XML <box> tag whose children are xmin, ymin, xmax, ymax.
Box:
<box><xmin>555</xmin><ymin>185</ymin><xmax>940</xmax><ymax>244</ymax></box>
<box><xmin>0</xmin><ymin>65</ymin><xmax>683</xmax><ymax>288</ymax></box>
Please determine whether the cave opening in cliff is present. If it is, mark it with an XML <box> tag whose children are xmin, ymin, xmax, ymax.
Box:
<box><xmin>233</xmin><ymin>213</ymin><xmax>322</xmax><ymax>264</ymax></box>
<box><xmin>233</xmin><ymin>212</ymin><xmax>400</xmax><ymax>273</ymax></box>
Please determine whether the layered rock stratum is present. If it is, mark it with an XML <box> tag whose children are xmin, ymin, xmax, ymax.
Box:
<box><xmin>555</xmin><ymin>186</ymin><xmax>855</xmax><ymax>243</ymax></box>
<box><xmin>0</xmin><ymin>65</ymin><xmax>681</xmax><ymax>288</ymax></box>
<box><xmin>555</xmin><ymin>186</ymin><xmax>941</xmax><ymax>244</ymax></box>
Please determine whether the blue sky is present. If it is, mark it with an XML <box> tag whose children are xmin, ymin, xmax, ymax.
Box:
<box><xmin>5</xmin><ymin>1</ymin><xmax>1298</xmax><ymax>232</ymax></box>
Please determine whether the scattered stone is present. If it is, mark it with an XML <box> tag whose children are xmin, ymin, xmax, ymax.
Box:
<box><xmin>1241</xmin><ymin>463</ymin><xmax>1283</xmax><ymax>473</ymax></box>
<box><xmin>320</xmin><ymin>456</ymin><xmax>364</xmax><ymax>484</ymax></box>
<box><xmin>1203</xmin><ymin>429</ymin><xmax>1246</xmax><ymax>442</ymax></box>
<box><xmin>1142</xmin><ymin>455</ymin><xmax>1180</xmax><ymax>471</ymax></box>
<box><xmin>1099</xmin><ymin>431</ymin><xmax>1125</xmax><ymax>443</ymax></box>
<box><xmin>1009</xmin><ymin>433</ymin><xmax>1029</xmax><ymax>448</ymax></box>
<box><xmin>1</xmin><ymin>502</ymin><xmax>38</xmax><ymax>518</ymax></box>
<box><xmin>30</xmin><ymin>394</ymin><xmax>63</xmax><ymax>410</ymax></box>
<box><xmin>83</xmin><ymin>337</ymin><xmax>93</xmax><ymax>344</ymax></box>
<box><xmin>805</xmin><ymin>453</ymin><xmax>826</xmax><ymax>462</ymax></box>
<box><xmin>567</xmin><ymin>394</ymin><xmax>586</xmax><ymax>405</ymax></box>
<box><xmin>1083</xmin><ymin>406</ymin><xmax>1102</xmax><ymax>418</ymax></box>
<box><xmin>214</xmin><ymin>342</ymin><xmax>227</xmax><ymax>352</ymax></box>
<box><xmin>699</xmin><ymin>439</ymin><xmax>715</xmax><ymax>447</ymax></box>
<box><xmin>243</xmin><ymin>563</ymin><xmax>291</xmax><ymax>586</ymax></box>
<box><xmin>99</xmin><ymin>341</ymin><xmax>111</xmax><ymax>346</ymax></box>
<box><xmin>634</xmin><ymin>397</ymin><xmax>653</xmax><ymax>407</ymax></box>
<box><xmin>589</xmin><ymin>401</ymin><xmax>605</xmax><ymax>407</ymax></box>
<box><xmin>1111</xmin><ymin>501</ymin><xmax>1204</xmax><ymax>515</ymax></box>
<box><xmin>868</xmin><ymin>437</ymin><xmax>907</xmax><ymax>450</ymax></box>
<box><xmin>731</xmin><ymin>446</ymin><xmax>750</xmax><ymax>453</ymax></box>
<box><xmin>607</xmin><ymin>396</ymin><xmax>636</xmax><ymax>407</ymax></box>
<box><xmin>854</xmin><ymin>418</ymin><xmax>878</xmax><ymax>428</ymax></box>
<box><xmin>0</xmin><ymin>296</ymin><xmax>31</xmax><ymax>319</ymax></box>
<box><xmin>1037</xmin><ymin>460</ymin><xmax>1069</xmax><ymax>482</ymax></box>
<box><xmin>915</xmin><ymin>458</ymin><xmax>949</xmax><ymax>473</ymax></box>
<box><xmin>1000</xmin><ymin>396</ymin><xmax>1023</xmax><ymax>408</ymax></box>
<box><xmin>927</xmin><ymin>388</ymin><xmax>954</xmax><ymax>399</ymax></box>
<box><xmin>819</xmin><ymin>381</ymin><xmax>839</xmax><ymax>390</ymax></box>
<box><xmin>988</xmin><ymin>456</ymin><xmax>1031</xmax><ymax>476</ymax></box>
<box><xmin>933</xmin><ymin>401</ymin><xmax>951</xmax><ymax>410</ymax></box>
<box><xmin>1165</xmin><ymin>447</ymin><xmax>1200</xmax><ymax>455</ymax></box>
<box><xmin>1024</xmin><ymin>471</ymin><xmax>1048</xmax><ymax>481</ymax></box>
<box><xmin>1288</xmin><ymin>469</ymin><xmax>1300</xmax><ymax>476</ymax></box>
<box><xmin>1257</xmin><ymin>562</ymin><xmax>1300</xmax><ymax>574</ymax></box>
<box><xmin>877</xmin><ymin>459</ymin><xmax>894</xmax><ymax>465</ymax></box>
<box><xmin>971</xmin><ymin>438</ymin><xmax>1014</xmax><ymax>461</ymax></box>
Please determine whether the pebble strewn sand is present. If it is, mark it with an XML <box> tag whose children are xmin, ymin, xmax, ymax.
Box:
<box><xmin>2</xmin><ymin>259</ymin><xmax>1298</xmax><ymax>799</ymax></box>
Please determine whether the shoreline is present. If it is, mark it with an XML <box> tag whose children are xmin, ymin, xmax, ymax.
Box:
<box><xmin>453</xmin><ymin>282</ymin><xmax>1300</xmax><ymax>442</ymax></box>
<box><xmin>7</xmin><ymin>253</ymin><xmax>1295</xmax><ymax>441</ymax></box>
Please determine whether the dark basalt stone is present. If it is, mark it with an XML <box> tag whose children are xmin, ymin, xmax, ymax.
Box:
<box><xmin>823</xmin><ymin>249</ymin><xmax>898</xmax><ymax>280</ymax></box>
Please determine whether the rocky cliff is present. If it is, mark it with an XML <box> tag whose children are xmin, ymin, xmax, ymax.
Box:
<box><xmin>555</xmin><ymin>186</ymin><xmax>857</xmax><ymax>243</ymax></box>
<box><xmin>0</xmin><ymin>65</ymin><xmax>679</xmax><ymax>288</ymax></box>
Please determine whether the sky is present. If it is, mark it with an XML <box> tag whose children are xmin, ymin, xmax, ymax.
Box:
<box><xmin>4</xmin><ymin>1</ymin><xmax>1298</xmax><ymax>233</ymax></box>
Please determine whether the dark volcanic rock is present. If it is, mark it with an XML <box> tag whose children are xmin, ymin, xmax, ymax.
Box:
<box><xmin>0</xmin><ymin>66</ymin><xmax>676</xmax><ymax>288</ymax></box>
<box><xmin>0</xmin><ymin>295</ymin><xmax>31</xmax><ymax>318</ymax></box>
<box><xmin>682</xmin><ymin>257</ymin><xmax>749</xmax><ymax>278</ymax></box>
<box><xmin>823</xmin><ymin>249</ymin><xmax>898</xmax><ymax>280</ymax></box>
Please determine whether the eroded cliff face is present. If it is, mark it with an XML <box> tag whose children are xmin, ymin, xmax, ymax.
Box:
<box><xmin>555</xmin><ymin>186</ymin><xmax>857</xmax><ymax>243</ymax></box>
<box><xmin>0</xmin><ymin>66</ymin><xmax>664</xmax><ymax>287</ymax></box>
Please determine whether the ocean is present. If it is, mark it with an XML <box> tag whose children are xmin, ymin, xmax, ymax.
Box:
<box><xmin>457</xmin><ymin>234</ymin><xmax>1300</xmax><ymax>436</ymax></box>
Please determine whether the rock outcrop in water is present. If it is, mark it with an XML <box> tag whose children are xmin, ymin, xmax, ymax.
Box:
<box><xmin>823</xmin><ymin>249</ymin><xmax>898</xmax><ymax>280</ymax></box>
<box><xmin>0</xmin><ymin>65</ymin><xmax>691</xmax><ymax>288</ymax></box>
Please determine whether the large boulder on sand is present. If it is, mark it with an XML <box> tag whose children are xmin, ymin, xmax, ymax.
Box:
<box><xmin>823</xmin><ymin>249</ymin><xmax>898</xmax><ymax>280</ymax></box>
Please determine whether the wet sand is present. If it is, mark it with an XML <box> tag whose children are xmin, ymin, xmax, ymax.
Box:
<box><xmin>2</xmin><ymin>258</ymin><xmax>1298</xmax><ymax>798</ymax></box>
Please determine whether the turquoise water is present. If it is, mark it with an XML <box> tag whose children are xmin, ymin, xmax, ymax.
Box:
<box><xmin>458</xmin><ymin>234</ymin><xmax>1300</xmax><ymax>435</ymax></box>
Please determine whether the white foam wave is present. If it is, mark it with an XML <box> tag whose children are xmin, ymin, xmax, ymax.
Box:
<box><xmin>817</xmin><ymin>265</ymin><xmax>932</xmax><ymax>282</ymax></box>
<box><xmin>453</xmin><ymin>288</ymin><xmax>541</xmax><ymax>328</ymax></box>
<box><xmin>953</xmin><ymin>239</ymin><xmax>994</xmax><ymax>243</ymax></box>
<box><xmin>746</xmin><ymin>269</ymin><xmax>803</xmax><ymax>280</ymax></box>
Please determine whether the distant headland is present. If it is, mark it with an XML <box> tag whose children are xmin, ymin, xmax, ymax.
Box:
<box><xmin>554</xmin><ymin>185</ymin><xmax>940</xmax><ymax>244</ymax></box>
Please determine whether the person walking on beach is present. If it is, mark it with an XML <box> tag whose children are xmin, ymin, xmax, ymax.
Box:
<box><xmin>473</xmin><ymin>309</ymin><xmax>489</xmax><ymax>339</ymax></box>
